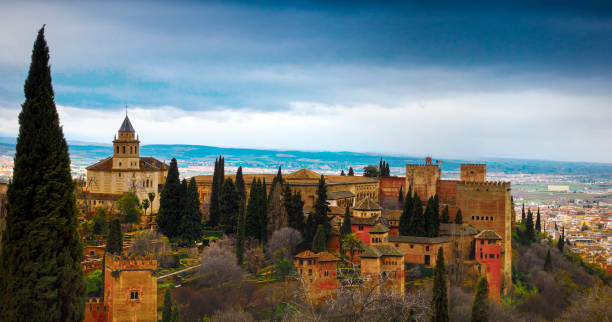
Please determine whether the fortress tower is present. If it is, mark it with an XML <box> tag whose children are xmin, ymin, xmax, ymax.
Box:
<box><xmin>460</xmin><ymin>164</ymin><xmax>486</xmax><ymax>182</ymax></box>
<box><xmin>405</xmin><ymin>157</ymin><xmax>441</xmax><ymax>201</ymax></box>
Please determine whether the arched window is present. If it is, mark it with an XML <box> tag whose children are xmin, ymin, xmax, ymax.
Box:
<box><xmin>122</xmin><ymin>146</ymin><xmax>125</xmax><ymax>153</ymax></box>
<box><xmin>116</xmin><ymin>146</ymin><xmax>119</xmax><ymax>153</ymax></box>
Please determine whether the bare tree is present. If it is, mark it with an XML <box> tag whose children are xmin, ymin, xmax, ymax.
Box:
<box><xmin>128</xmin><ymin>230</ymin><xmax>169</xmax><ymax>258</ymax></box>
<box><xmin>244</xmin><ymin>238</ymin><xmax>266</xmax><ymax>274</ymax></box>
<box><xmin>199</xmin><ymin>235</ymin><xmax>243</xmax><ymax>287</ymax></box>
<box><xmin>211</xmin><ymin>307</ymin><xmax>255</xmax><ymax>322</ymax></box>
<box><xmin>266</xmin><ymin>227</ymin><xmax>303</xmax><ymax>259</ymax></box>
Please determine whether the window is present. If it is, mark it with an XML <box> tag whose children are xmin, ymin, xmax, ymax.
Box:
<box><xmin>425</xmin><ymin>246</ymin><xmax>430</xmax><ymax>251</ymax></box>
<box><xmin>472</xmin><ymin>216</ymin><xmax>475</xmax><ymax>220</ymax></box>
<box><xmin>116</xmin><ymin>146</ymin><xmax>119</xmax><ymax>153</ymax></box>
<box><xmin>491</xmin><ymin>216</ymin><xmax>494</xmax><ymax>221</ymax></box>
<box><xmin>480</xmin><ymin>252</ymin><xmax>483</xmax><ymax>259</ymax></box>
<box><xmin>122</xmin><ymin>146</ymin><xmax>125</xmax><ymax>153</ymax></box>
<box><xmin>308</xmin><ymin>269</ymin><xmax>312</xmax><ymax>276</ymax></box>
<box><xmin>489</xmin><ymin>254</ymin><xmax>494</xmax><ymax>259</ymax></box>
<box><xmin>299</xmin><ymin>260</ymin><xmax>303</xmax><ymax>265</ymax></box>
<box><xmin>324</xmin><ymin>271</ymin><xmax>329</xmax><ymax>277</ymax></box>
<box><xmin>130</xmin><ymin>291</ymin><xmax>139</xmax><ymax>300</ymax></box>
<box><xmin>410</xmin><ymin>244</ymin><xmax>414</xmax><ymax>249</ymax></box>
<box><xmin>358</xmin><ymin>225</ymin><xmax>364</xmax><ymax>231</ymax></box>
<box><xmin>476</xmin><ymin>216</ymin><xmax>480</xmax><ymax>220</ymax></box>
<box><xmin>480</xmin><ymin>240</ymin><xmax>484</xmax><ymax>245</ymax></box>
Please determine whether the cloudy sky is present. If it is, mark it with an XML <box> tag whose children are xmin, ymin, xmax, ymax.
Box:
<box><xmin>1</xmin><ymin>1</ymin><xmax>611</xmax><ymax>162</ymax></box>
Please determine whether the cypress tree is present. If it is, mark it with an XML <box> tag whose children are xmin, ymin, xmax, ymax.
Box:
<box><xmin>245</xmin><ymin>178</ymin><xmax>261</xmax><ymax>240</ymax></box>
<box><xmin>525</xmin><ymin>209</ymin><xmax>535</xmax><ymax>242</ymax></box>
<box><xmin>209</xmin><ymin>156</ymin><xmax>225</xmax><ymax>227</ymax></box>
<box><xmin>521</xmin><ymin>203</ymin><xmax>525</xmax><ymax>223</ymax></box>
<box><xmin>535</xmin><ymin>208</ymin><xmax>541</xmax><ymax>233</ymax></box>
<box><xmin>162</xmin><ymin>289</ymin><xmax>179</xmax><ymax>322</ymax></box>
<box><xmin>348</xmin><ymin>167</ymin><xmax>354</xmax><ymax>176</ymax></box>
<box><xmin>399</xmin><ymin>185</ymin><xmax>414</xmax><ymax>236</ymax></box>
<box><xmin>259</xmin><ymin>179</ymin><xmax>268</xmax><ymax>242</ymax></box>
<box><xmin>411</xmin><ymin>194</ymin><xmax>426</xmax><ymax>236</ymax></box>
<box><xmin>306</xmin><ymin>175</ymin><xmax>330</xmax><ymax>245</ymax></box>
<box><xmin>424</xmin><ymin>197</ymin><xmax>435</xmax><ymax>237</ymax></box>
<box><xmin>312</xmin><ymin>224</ymin><xmax>327</xmax><ymax>253</ymax></box>
<box><xmin>340</xmin><ymin>170</ymin><xmax>345</xmax><ymax>176</ymax></box>
<box><xmin>441</xmin><ymin>205</ymin><xmax>450</xmax><ymax>223</ymax></box>
<box><xmin>235</xmin><ymin>166</ymin><xmax>246</xmax><ymax>202</ymax></box>
<box><xmin>557</xmin><ymin>227</ymin><xmax>565</xmax><ymax>253</ymax></box>
<box><xmin>181</xmin><ymin>177</ymin><xmax>202</xmax><ymax>244</ymax></box>
<box><xmin>398</xmin><ymin>186</ymin><xmax>404</xmax><ymax>205</ymax></box>
<box><xmin>219</xmin><ymin>178</ymin><xmax>239</xmax><ymax>235</ymax></box>
<box><xmin>431</xmin><ymin>247</ymin><xmax>449</xmax><ymax>322</ymax></box>
<box><xmin>0</xmin><ymin>27</ymin><xmax>86</xmax><ymax>320</ymax></box>
<box><xmin>267</xmin><ymin>168</ymin><xmax>288</xmax><ymax>235</ymax></box>
<box><xmin>471</xmin><ymin>277</ymin><xmax>489</xmax><ymax>322</ymax></box>
<box><xmin>157</xmin><ymin>158</ymin><xmax>181</xmax><ymax>238</ymax></box>
<box><xmin>340</xmin><ymin>205</ymin><xmax>352</xmax><ymax>237</ymax></box>
<box><xmin>454</xmin><ymin>208</ymin><xmax>463</xmax><ymax>224</ymax></box>
<box><xmin>236</xmin><ymin>202</ymin><xmax>246</xmax><ymax>266</ymax></box>
<box><xmin>544</xmin><ymin>248</ymin><xmax>552</xmax><ymax>272</ymax></box>
<box><xmin>285</xmin><ymin>185</ymin><xmax>305</xmax><ymax>234</ymax></box>
<box><xmin>106</xmin><ymin>219</ymin><xmax>123</xmax><ymax>255</ymax></box>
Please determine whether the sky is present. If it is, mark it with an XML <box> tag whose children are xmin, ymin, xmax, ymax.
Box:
<box><xmin>0</xmin><ymin>1</ymin><xmax>611</xmax><ymax>162</ymax></box>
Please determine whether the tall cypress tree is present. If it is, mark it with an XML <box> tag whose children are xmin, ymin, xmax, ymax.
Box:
<box><xmin>557</xmin><ymin>227</ymin><xmax>565</xmax><ymax>253</ymax></box>
<box><xmin>399</xmin><ymin>185</ymin><xmax>414</xmax><ymax>236</ymax></box>
<box><xmin>157</xmin><ymin>158</ymin><xmax>181</xmax><ymax>238</ymax></box>
<box><xmin>411</xmin><ymin>194</ymin><xmax>426</xmax><ymax>236</ymax></box>
<box><xmin>219</xmin><ymin>178</ymin><xmax>239</xmax><ymax>235</ymax></box>
<box><xmin>235</xmin><ymin>166</ymin><xmax>246</xmax><ymax>202</ymax></box>
<box><xmin>306</xmin><ymin>175</ymin><xmax>330</xmax><ymax>245</ymax></box>
<box><xmin>454</xmin><ymin>208</ymin><xmax>463</xmax><ymax>224</ymax></box>
<box><xmin>162</xmin><ymin>289</ymin><xmax>179</xmax><ymax>322</ymax></box>
<box><xmin>471</xmin><ymin>277</ymin><xmax>489</xmax><ymax>322</ymax></box>
<box><xmin>181</xmin><ymin>177</ymin><xmax>202</xmax><ymax>244</ymax></box>
<box><xmin>398</xmin><ymin>186</ymin><xmax>404</xmax><ymax>205</ymax></box>
<box><xmin>348</xmin><ymin>167</ymin><xmax>354</xmax><ymax>176</ymax></box>
<box><xmin>544</xmin><ymin>248</ymin><xmax>552</xmax><ymax>272</ymax></box>
<box><xmin>312</xmin><ymin>224</ymin><xmax>327</xmax><ymax>253</ymax></box>
<box><xmin>236</xmin><ymin>202</ymin><xmax>246</xmax><ymax>266</ymax></box>
<box><xmin>245</xmin><ymin>178</ymin><xmax>261</xmax><ymax>240</ymax></box>
<box><xmin>340</xmin><ymin>170</ymin><xmax>345</xmax><ymax>176</ymax></box>
<box><xmin>0</xmin><ymin>27</ymin><xmax>86</xmax><ymax>321</ymax></box>
<box><xmin>106</xmin><ymin>219</ymin><xmax>123</xmax><ymax>255</ymax></box>
<box><xmin>441</xmin><ymin>205</ymin><xmax>450</xmax><ymax>224</ymax></box>
<box><xmin>521</xmin><ymin>203</ymin><xmax>525</xmax><ymax>223</ymax></box>
<box><xmin>535</xmin><ymin>208</ymin><xmax>541</xmax><ymax>233</ymax></box>
<box><xmin>258</xmin><ymin>179</ymin><xmax>268</xmax><ymax>242</ymax></box>
<box><xmin>285</xmin><ymin>185</ymin><xmax>305</xmax><ymax>234</ymax></box>
<box><xmin>209</xmin><ymin>156</ymin><xmax>225</xmax><ymax>227</ymax></box>
<box><xmin>267</xmin><ymin>167</ymin><xmax>287</xmax><ymax>235</ymax></box>
<box><xmin>340</xmin><ymin>205</ymin><xmax>352</xmax><ymax>237</ymax></box>
<box><xmin>525</xmin><ymin>209</ymin><xmax>535</xmax><ymax>242</ymax></box>
<box><xmin>431</xmin><ymin>247</ymin><xmax>449</xmax><ymax>322</ymax></box>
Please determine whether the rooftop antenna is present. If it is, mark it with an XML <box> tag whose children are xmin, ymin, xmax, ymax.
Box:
<box><xmin>125</xmin><ymin>104</ymin><xmax>128</xmax><ymax>117</ymax></box>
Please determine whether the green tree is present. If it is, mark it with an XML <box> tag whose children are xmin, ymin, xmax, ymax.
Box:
<box><xmin>181</xmin><ymin>177</ymin><xmax>203</xmax><ymax>244</ymax></box>
<box><xmin>471</xmin><ymin>277</ymin><xmax>489</xmax><ymax>322</ymax></box>
<box><xmin>117</xmin><ymin>192</ymin><xmax>141</xmax><ymax>224</ymax></box>
<box><xmin>209</xmin><ymin>156</ymin><xmax>225</xmax><ymax>227</ymax></box>
<box><xmin>85</xmin><ymin>269</ymin><xmax>103</xmax><ymax>297</ymax></box>
<box><xmin>148</xmin><ymin>192</ymin><xmax>156</xmax><ymax>212</ymax></box>
<box><xmin>235</xmin><ymin>166</ymin><xmax>246</xmax><ymax>202</ymax></box>
<box><xmin>411</xmin><ymin>194</ymin><xmax>426</xmax><ymax>236</ymax></box>
<box><xmin>525</xmin><ymin>209</ymin><xmax>535</xmax><ymax>242</ymax></box>
<box><xmin>285</xmin><ymin>185</ymin><xmax>305</xmax><ymax>234</ymax></box>
<box><xmin>219</xmin><ymin>178</ymin><xmax>239</xmax><ymax>235</ymax></box>
<box><xmin>454</xmin><ymin>208</ymin><xmax>463</xmax><ymax>224</ymax></box>
<box><xmin>236</xmin><ymin>202</ymin><xmax>246</xmax><ymax>266</ymax></box>
<box><xmin>398</xmin><ymin>185</ymin><xmax>404</xmax><ymax>205</ymax></box>
<box><xmin>441</xmin><ymin>205</ymin><xmax>450</xmax><ymax>223</ymax></box>
<box><xmin>341</xmin><ymin>233</ymin><xmax>363</xmax><ymax>264</ymax></box>
<box><xmin>340</xmin><ymin>205</ymin><xmax>353</xmax><ymax>237</ymax></box>
<box><xmin>0</xmin><ymin>27</ymin><xmax>86</xmax><ymax>321</ymax></box>
<box><xmin>162</xmin><ymin>289</ymin><xmax>180</xmax><ymax>322</ymax></box>
<box><xmin>431</xmin><ymin>247</ymin><xmax>449</xmax><ymax>322</ymax></box>
<box><xmin>245</xmin><ymin>179</ymin><xmax>262</xmax><ymax>240</ymax></box>
<box><xmin>106</xmin><ymin>219</ymin><xmax>123</xmax><ymax>255</ymax></box>
<box><xmin>340</xmin><ymin>170</ymin><xmax>346</xmax><ymax>176</ymax></box>
<box><xmin>544</xmin><ymin>248</ymin><xmax>552</xmax><ymax>272</ymax></box>
<box><xmin>557</xmin><ymin>227</ymin><xmax>565</xmax><ymax>253</ymax></box>
<box><xmin>157</xmin><ymin>158</ymin><xmax>181</xmax><ymax>238</ymax></box>
<box><xmin>348</xmin><ymin>167</ymin><xmax>354</xmax><ymax>176</ymax></box>
<box><xmin>92</xmin><ymin>208</ymin><xmax>108</xmax><ymax>235</ymax></box>
<box><xmin>258</xmin><ymin>179</ymin><xmax>269</xmax><ymax>242</ymax></box>
<box><xmin>141</xmin><ymin>199</ymin><xmax>150</xmax><ymax>217</ymax></box>
<box><xmin>312</xmin><ymin>224</ymin><xmax>327</xmax><ymax>253</ymax></box>
<box><xmin>521</xmin><ymin>203</ymin><xmax>525</xmax><ymax>223</ymax></box>
<box><xmin>424</xmin><ymin>196</ymin><xmax>440</xmax><ymax>237</ymax></box>
<box><xmin>363</xmin><ymin>165</ymin><xmax>379</xmax><ymax>177</ymax></box>
<box><xmin>399</xmin><ymin>185</ymin><xmax>414</xmax><ymax>236</ymax></box>
<box><xmin>535</xmin><ymin>208</ymin><xmax>541</xmax><ymax>233</ymax></box>
<box><xmin>305</xmin><ymin>175</ymin><xmax>330</xmax><ymax>245</ymax></box>
<box><xmin>267</xmin><ymin>168</ymin><xmax>288</xmax><ymax>235</ymax></box>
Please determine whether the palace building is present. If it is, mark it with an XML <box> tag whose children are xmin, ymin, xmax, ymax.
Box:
<box><xmin>84</xmin><ymin>115</ymin><xmax>168</xmax><ymax>213</ymax></box>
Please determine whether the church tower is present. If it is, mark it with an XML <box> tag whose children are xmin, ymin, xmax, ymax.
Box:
<box><xmin>112</xmin><ymin>115</ymin><xmax>140</xmax><ymax>170</ymax></box>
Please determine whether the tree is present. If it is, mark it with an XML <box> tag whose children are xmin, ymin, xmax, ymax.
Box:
<box><xmin>141</xmin><ymin>199</ymin><xmax>150</xmax><ymax>218</ymax></box>
<box><xmin>235</xmin><ymin>166</ymin><xmax>246</xmax><ymax>202</ymax></box>
<box><xmin>181</xmin><ymin>177</ymin><xmax>203</xmax><ymax>244</ymax></box>
<box><xmin>348</xmin><ymin>167</ymin><xmax>354</xmax><ymax>176</ymax></box>
<box><xmin>535</xmin><ymin>208</ymin><xmax>541</xmax><ymax>233</ymax></box>
<box><xmin>236</xmin><ymin>202</ymin><xmax>246</xmax><ymax>266</ymax></box>
<box><xmin>267</xmin><ymin>170</ymin><xmax>288</xmax><ymax>235</ymax></box>
<box><xmin>92</xmin><ymin>208</ymin><xmax>108</xmax><ymax>235</ymax></box>
<box><xmin>454</xmin><ymin>208</ymin><xmax>463</xmax><ymax>224</ymax></box>
<box><xmin>557</xmin><ymin>227</ymin><xmax>565</xmax><ymax>253</ymax></box>
<box><xmin>305</xmin><ymin>175</ymin><xmax>330</xmax><ymax>245</ymax></box>
<box><xmin>199</xmin><ymin>237</ymin><xmax>243</xmax><ymax>287</ymax></box>
<box><xmin>312</xmin><ymin>224</ymin><xmax>327</xmax><ymax>253</ymax></box>
<box><xmin>431</xmin><ymin>247</ymin><xmax>449</xmax><ymax>322</ymax></box>
<box><xmin>285</xmin><ymin>185</ymin><xmax>305</xmax><ymax>234</ymax></box>
<box><xmin>340</xmin><ymin>205</ymin><xmax>353</xmax><ymax>237</ymax></box>
<box><xmin>399</xmin><ymin>185</ymin><xmax>414</xmax><ymax>236</ymax></box>
<box><xmin>157</xmin><ymin>158</ymin><xmax>181</xmax><ymax>238</ymax></box>
<box><xmin>441</xmin><ymin>205</ymin><xmax>450</xmax><ymax>224</ymax></box>
<box><xmin>162</xmin><ymin>289</ymin><xmax>180</xmax><ymax>322</ymax></box>
<box><xmin>0</xmin><ymin>27</ymin><xmax>86</xmax><ymax>320</ymax></box>
<box><xmin>398</xmin><ymin>185</ymin><xmax>404</xmax><ymax>205</ymax></box>
<box><xmin>424</xmin><ymin>196</ymin><xmax>440</xmax><ymax>237</ymax></box>
<box><xmin>363</xmin><ymin>165</ymin><xmax>379</xmax><ymax>177</ymax></box>
<box><xmin>341</xmin><ymin>233</ymin><xmax>363</xmax><ymax>264</ymax></box>
<box><xmin>148</xmin><ymin>192</ymin><xmax>156</xmax><ymax>213</ymax></box>
<box><xmin>521</xmin><ymin>203</ymin><xmax>525</xmax><ymax>223</ymax></box>
<box><xmin>117</xmin><ymin>192</ymin><xmax>141</xmax><ymax>224</ymax></box>
<box><xmin>340</xmin><ymin>170</ymin><xmax>346</xmax><ymax>176</ymax></box>
<box><xmin>544</xmin><ymin>248</ymin><xmax>552</xmax><ymax>272</ymax></box>
<box><xmin>258</xmin><ymin>179</ymin><xmax>268</xmax><ymax>242</ymax></box>
<box><xmin>107</xmin><ymin>219</ymin><xmax>123</xmax><ymax>255</ymax></box>
<box><xmin>245</xmin><ymin>179</ymin><xmax>262</xmax><ymax>240</ymax></box>
<box><xmin>525</xmin><ymin>209</ymin><xmax>535</xmax><ymax>242</ymax></box>
<box><xmin>219</xmin><ymin>178</ymin><xmax>239</xmax><ymax>235</ymax></box>
<box><xmin>471</xmin><ymin>277</ymin><xmax>489</xmax><ymax>322</ymax></box>
<box><xmin>209</xmin><ymin>156</ymin><xmax>225</xmax><ymax>227</ymax></box>
<box><xmin>411</xmin><ymin>194</ymin><xmax>426</xmax><ymax>236</ymax></box>
<box><xmin>265</xmin><ymin>227</ymin><xmax>303</xmax><ymax>258</ymax></box>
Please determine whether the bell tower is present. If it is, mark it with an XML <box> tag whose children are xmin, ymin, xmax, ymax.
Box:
<box><xmin>112</xmin><ymin>113</ymin><xmax>140</xmax><ymax>170</ymax></box>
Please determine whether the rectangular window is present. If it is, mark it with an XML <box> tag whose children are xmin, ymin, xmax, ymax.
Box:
<box><xmin>358</xmin><ymin>225</ymin><xmax>364</xmax><ymax>231</ymax></box>
<box><xmin>489</xmin><ymin>254</ymin><xmax>494</xmax><ymax>259</ymax></box>
<box><xmin>130</xmin><ymin>291</ymin><xmax>139</xmax><ymax>300</ymax></box>
<box><xmin>472</xmin><ymin>216</ymin><xmax>474</xmax><ymax>220</ymax></box>
<box><xmin>410</xmin><ymin>244</ymin><xmax>414</xmax><ymax>249</ymax></box>
<box><xmin>324</xmin><ymin>271</ymin><xmax>329</xmax><ymax>277</ymax></box>
<box><xmin>308</xmin><ymin>269</ymin><xmax>312</xmax><ymax>276</ymax></box>
<box><xmin>426</xmin><ymin>246</ymin><xmax>430</xmax><ymax>251</ymax></box>
<box><xmin>480</xmin><ymin>240</ymin><xmax>484</xmax><ymax>245</ymax></box>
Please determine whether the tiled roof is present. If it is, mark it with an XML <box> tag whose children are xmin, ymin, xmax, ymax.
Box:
<box><xmin>439</xmin><ymin>223</ymin><xmax>479</xmax><ymax>236</ymax></box>
<box><xmin>87</xmin><ymin>157</ymin><xmax>167</xmax><ymax>171</ymax></box>
<box><xmin>351</xmin><ymin>217</ymin><xmax>378</xmax><ymax>225</ymax></box>
<box><xmin>475</xmin><ymin>230</ymin><xmax>502</xmax><ymax>240</ymax></box>
<box><xmin>119</xmin><ymin>116</ymin><xmax>135</xmax><ymax>132</ymax></box>
<box><xmin>327</xmin><ymin>190</ymin><xmax>355</xmax><ymax>200</ymax></box>
<box><xmin>360</xmin><ymin>244</ymin><xmax>405</xmax><ymax>258</ymax></box>
<box><xmin>354</xmin><ymin>196</ymin><xmax>382</xmax><ymax>211</ymax></box>
<box><xmin>382</xmin><ymin>209</ymin><xmax>402</xmax><ymax>220</ymax></box>
<box><xmin>369</xmin><ymin>223</ymin><xmax>390</xmax><ymax>234</ymax></box>
<box><xmin>388</xmin><ymin>235</ymin><xmax>452</xmax><ymax>244</ymax></box>
<box><xmin>285</xmin><ymin>168</ymin><xmax>321</xmax><ymax>180</ymax></box>
<box><xmin>294</xmin><ymin>250</ymin><xmax>339</xmax><ymax>262</ymax></box>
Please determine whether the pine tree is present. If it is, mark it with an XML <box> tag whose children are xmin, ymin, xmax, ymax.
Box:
<box><xmin>471</xmin><ymin>277</ymin><xmax>489</xmax><ymax>322</ymax></box>
<box><xmin>235</xmin><ymin>166</ymin><xmax>246</xmax><ymax>202</ymax></box>
<box><xmin>181</xmin><ymin>177</ymin><xmax>202</xmax><ymax>244</ymax></box>
<box><xmin>157</xmin><ymin>158</ymin><xmax>181</xmax><ymax>238</ymax></box>
<box><xmin>398</xmin><ymin>186</ymin><xmax>404</xmax><ymax>205</ymax></box>
<box><xmin>0</xmin><ymin>29</ymin><xmax>88</xmax><ymax>318</ymax></box>
<box><xmin>557</xmin><ymin>227</ymin><xmax>565</xmax><ymax>253</ymax></box>
<box><xmin>236</xmin><ymin>202</ymin><xmax>246</xmax><ymax>266</ymax></box>
<box><xmin>441</xmin><ymin>205</ymin><xmax>450</xmax><ymax>223</ymax></box>
<box><xmin>312</xmin><ymin>224</ymin><xmax>327</xmax><ymax>253</ymax></box>
<box><xmin>399</xmin><ymin>185</ymin><xmax>414</xmax><ymax>236</ymax></box>
<box><xmin>219</xmin><ymin>178</ymin><xmax>239</xmax><ymax>235</ymax></box>
<box><xmin>340</xmin><ymin>170</ymin><xmax>346</xmax><ymax>176</ymax></box>
<box><xmin>245</xmin><ymin>178</ymin><xmax>262</xmax><ymax>240</ymax></box>
<box><xmin>306</xmin><ymin>175</ymin><xmax>330</xmax><ymax>245</ymax></box>
<box><xmin>521</xmin><ymin>203</ymin><xmax>525</xmax><ymax>223</ymax></box>
<box><xmin>454</xmin><ymin>208</ymin><xmax>463</xmax><ymax>224</ymax></box>
<box><xmin>431</xmin><ymin>247</ymin><xmax>449</xmax><ymax>322</ymax></box>
<box><xmin>544</xmin><ymin>249</ymin><xmax>552</xmax><ymax>272</ymax></box>
<box><xmin>535</xmin><ymin>208</ymin><xmax>541</xmax><ymax>233</ymax></box>
<box><xmin>107</xmin><ymin>219</ymin><xmax>123</xmax><ymax>255</ymax></box>
<box><xmin>348</xmin><ymin>167</ymin><xmax>354</xmax><ymax>176</ymax></box>
<box><xmin>525</xmin><ymin>209</ymin><xmax>535</xmax><ymax>242</ymax></box>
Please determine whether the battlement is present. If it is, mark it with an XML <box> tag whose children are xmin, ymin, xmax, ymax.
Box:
<box><xmin>105</xmin><ymin>255</ymin><xmax>158</xmax><ymax>271</ymax></box>
<box><xmin>460</xmin><ymin>164</ymin><xmax>486</xmax><ymax>182</ymax></box>
<box><xmin>460</xmin><ymin>163</ymin><xmax>486</xmax><ymax>169</ymax></box>
<box><xmin>457</xmin><ymin>181</ymin><xmax>510</xmax><ymax>192</ymax></box>
<box><xmin>406</xmin><ymin>164</ymin><xmax>439</xmax><ymax>168</ymax></box>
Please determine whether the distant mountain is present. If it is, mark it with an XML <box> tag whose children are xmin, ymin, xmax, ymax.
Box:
<box><xmin>1</xmin><ymin>139</ymin><xmax>611</xmax><ymax>177</ymax></box>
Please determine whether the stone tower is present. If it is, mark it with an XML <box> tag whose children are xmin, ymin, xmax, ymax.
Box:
<box><xmin>112</xmin><ymin>115</ymin><xmax>140</xmax><ymax>170</ymax></box>
<box><xmin>460</xmin><ymin>164</ymin><xmax>486</xmax><ymax>182</ymax></box>
<box><xmin>405</xmin><ymin>157</ymin><xmax>441</xmax><ymax>201</ymax></box>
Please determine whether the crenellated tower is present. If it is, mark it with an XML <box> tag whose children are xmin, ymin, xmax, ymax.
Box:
<box><xmin>460</xmin><ymin>164</ymin><xmax>486</xmax><ymax>182</ymax></box>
